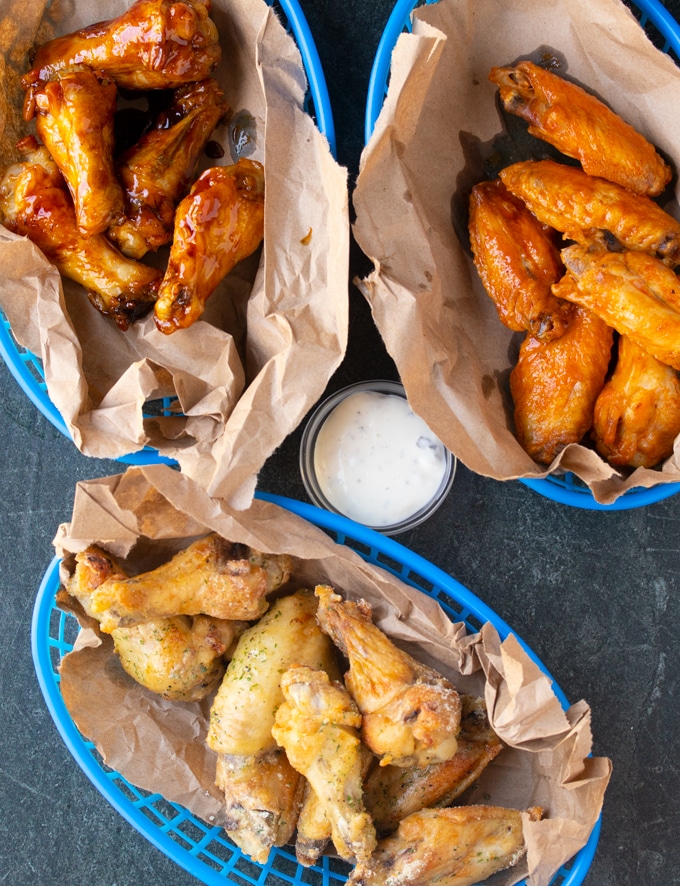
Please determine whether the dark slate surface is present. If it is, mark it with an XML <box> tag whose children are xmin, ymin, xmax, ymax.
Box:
<box><xmin>1</xmin><ymin>1</ymin><xmax>680</xmax><ymax>884</ymax></box>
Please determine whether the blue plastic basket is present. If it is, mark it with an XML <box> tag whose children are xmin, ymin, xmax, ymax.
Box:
<box><xmin>0</xmin><ymin>0</ymin><xmax>335</xmax><ymax>467</ymax></box>
<box><xmin>32</xmin><ymin>492</ymin><xmax>601</xmax><ymax>886</ymax></box>
<box><xmin>364</xmin><ymin>0</ymin><xmax>680</xmax><ymax>511</ymax></box>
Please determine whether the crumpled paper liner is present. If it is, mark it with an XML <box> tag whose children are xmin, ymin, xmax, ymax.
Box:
<box><xmin>53</xmin><ymin>465</ymin><xmax>611</xmax><ymax>886</ymax></box>
<box><xmin>0</xmin><ymin>0</ymin><xmax>348</xmax><ymax>509</ymax></box>
<box><xmin>353</xmin><ymin>0</ymin><xmax>680</xmax><ymax>505</ymax></box>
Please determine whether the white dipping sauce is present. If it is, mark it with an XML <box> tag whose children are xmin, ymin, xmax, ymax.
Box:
<box><xmin>313</xmin><ymin>391</ymin><xmax>448</xmax><ymax>527</ymax></box>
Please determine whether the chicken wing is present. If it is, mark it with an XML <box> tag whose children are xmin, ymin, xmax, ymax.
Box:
<box><xmin>24</xmin><ymin>67</ymin><xmax>124</xmax><ymax>237</ymax></box>
<box><xmin>154</xmin><ymin>159</ymin><xmax>265</xmax><ymax>333</ymax></box>
<box><xmin>315</xmin><ymin>585</ymin><xmax>462</xmax><ymax>769</ymax></box>
<box><xmin>272</xmin><ymin>665</ymin><xmax>377</xmax><ymax>864</ymax></box>
<box><xmin>592</xmin><ymin>335</ymin><xmax>680</xmax><ymax>468</ymax></box>
<box><xmin>489</xmin><ymin>60</ymin><xmax>671</xmax><ymax>196</ymax></box>
<box><xmin>22</xmin><ymin>0</ymin><xmax>220</xmax><ymax>92</ymax></box>
<box><xmin>363</xmin><ymin>695</ymin><xmax>503</xmax><ymax>835</ymax></box>
<box><xmin>207</xmin><ymin>590</ymin><xmax>339</xmax><ymax>863</ymax></box>
<box><xmin>67</xmin><ymin>533</ymin><xmax>291</xmax><ymax>633</ymax></box>
<box><xmin>109</xmin><ymin>78</ymin><xmax>230</xmax><ymax>259</ymax></box>
<box><xmin>468</xmin><ymin>178</ymin><xmax>572</xmax><ymax>341</ymax></box>
<box><xmin>510</xmin><ymin>304</ymin><xmax>613</xmax><ymax>464</ymax></box>
<box><xmin>555</xmin><ymin>245</ymin><xmax>680</xmax><ymax>370</ymax></box>
<box><xmin>0</xmin><ymin>140</ymin><xmax>160</xmax><ymax>330</ymax></box>
<box><xmin>347</xmin><ymin>805</ymin><xmax>542</xmax><ymax>886</ymax></box>
<box><xmin>499</xmin><ymin>159</ymin><xmax>680</xmax><ymax>266</ymax></box>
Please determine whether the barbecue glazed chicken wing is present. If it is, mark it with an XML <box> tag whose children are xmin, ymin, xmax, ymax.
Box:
<box><xmin>468</xmin><ymin>178</ymin><xmax>572</xmax><ymax>342</ymax></box>
<box><xmin>154</xmin><ymin>158</ymin><xmax>265</xmax><ymax>333</ymax></box>
<box><xmin>510</xmin><ymin>304</ymin><xmax>614</xmax><ymax>464</ymax></box>
<box><xmin>489</xmin><ymin>60</ymin><xmax>672</xmax><ymax>196</ymax></box>
<box><xmin>347</xmin><ymin>805</ymin><xmax>543</xmax><ymax>886</ymax></box>
<box><xmin>207</xmin><ymin>591</ymin><xmax>340</xmax><ymax>863</ymax></box>
<box><xmin>22</xmin><ymin>0</ymin><xmax>220</xmax><ymax>92</ymax></box>
<box><xmin>67</xmin><ymin>533</ymin><xmax>292</xmax><ymax>633</ymax></box>
<box><xmin>592</xmin><ymin>335</ymin><xmax>680</xmax><ymax>468</ymax></box>
<box><xmin>109</xmin><ymin>78</ymin><xmax>230</xmax><ymax>259</ymax></box>
<box><xmin>499</xmin><ymin>159</ymin><xmax>680</xmax><ymax>266</ymax></box>
<box><xmin>0</xmin><ymin>140</ymin><xmax>160</xmax><ymax>329</ymax></box>
<box><xmin>272</xmin><ymin>665</ymin><xmax>378</xmax><ymax>864</ymax></box>
<box><xmin>24</xmin><ymin>67</ymin><xmax>124</xmax><ymax>236</ymax></box>
<box><xmin>555</xmin><ymin>245</ymin><xmax>680</xmax><ymax>370</ymax></box>
<box><xmin>314</xmin><ymin>585</ymin><xmax>462</xmax><ymax>768</ymax></box>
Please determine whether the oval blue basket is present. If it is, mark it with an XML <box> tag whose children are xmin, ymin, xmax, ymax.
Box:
<box><xmin>32</xmin><ymin>492</ymin><xmax>601</xmax><ymax>886</ymax></box>
<box><xmin>0</xmin><ymin>0</ymin><xmax>335</xmax><ymax>467</ymax></box>
<box><xmin>364</xmin><ymin>0</ymin><xmax>680</xmax><ymax>511</ymax></box>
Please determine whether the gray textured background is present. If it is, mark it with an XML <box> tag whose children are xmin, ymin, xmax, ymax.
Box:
<box><xmin>1</xmin><ymin>1</ymin><xmax>679</xmax><ymax>884</ymax></box>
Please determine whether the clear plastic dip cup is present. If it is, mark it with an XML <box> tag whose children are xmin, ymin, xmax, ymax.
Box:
<box><xmin>300</xmin><ymin>380</ymin><xmax>456</xmax><ymax>534</ymax></box>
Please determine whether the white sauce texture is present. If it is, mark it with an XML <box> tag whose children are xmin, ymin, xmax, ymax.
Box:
<box><xmin>313</xmin><ymin>391</ymin><xmax>448</xmax><ymax>527</ymax></box>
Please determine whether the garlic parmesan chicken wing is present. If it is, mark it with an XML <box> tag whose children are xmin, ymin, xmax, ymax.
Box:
<box><xmin>207</xmin><ymin>591</ymin><xmax>339</xmax><ymax>863</ymax></box>
<box><xmin>510</xmin><ymin>305</ymin><xmax>613</xmax><ymax>464</ymax></box>
<box><xmin>489</xmin><ymin>60</ymin><xmax>672</xmax><ymax>196</ymax></box>
<box><xmin>22</xmin><ymin>0</ymin><xmax>220</xmax><ymax>92</ymax></box>
<box><xmin>468</xmin><ymin>178</ymin><xmax>572</xmax><ymax>341</ymax></box>
<box><xmin>555</xmin><ymin>245</ymin><xmax>680</xmax><ymax>370</ymax></box>
<box><xmin>593</xmin><ymin>335</ymin><xmax>680</xmax><ymax>468</ymax></box>
<box><xmin>499</xmin><ymin>159</ymin><xmax>680</xmax><ymax>266</ymax></box>
<box><xmin>314</xmin><ymin>585</ymin><xmax>462</xmax><ymax>768</ymax></box>
<box><xmin>109</xmin><ymin>78</ymin><xmax>230</xmax><ymax>259</ymax></box>
<box><xmin>25</xmin><ymin>67</ymin><xmax>124</xmax><ymax>236</ymax></box>
<box><xmin>0</xmin><ymin>141</ymin><xmax>160</xmax><ymax>329</ymax></box>
<box><xmin>154</xmin><ymin>159</ymin><xmax>265</xmax><ymax>333</ymax></box>
<box><xmin>295</xmin><ymin>783</ymin><xmax>334</xmax><ymax>867</ymax></box>
<box><xmin>347</xmin><ymin>805</ymin><xmax>543</xmax><ymax>886</ymax></box>
<box><xmin>363</xmin><ymin>695</ymin><xmax>503</xmax><ymax>835</ymax></box>
<box><xmin>68</xmin><ymin>532</ymin><xmax>291</xmax><ymax>633</ymax></box>
<box><xmin>272</xmin><ymin>665</ymin><xmax>377</xmax><ymax>864</ymax></box>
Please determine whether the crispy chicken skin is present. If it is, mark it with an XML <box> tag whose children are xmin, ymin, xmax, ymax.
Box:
<box><xmin>510</xmin><ymin>305</ymin><xmax>614</xmax><ymax>464</ymax></box>
<box><xmin>25</xmin><ymin>67</ymin><xmax>124</xmax><ymax>237</ymax></box>
<box><xmin>272</xmin><ymin>665</ymin><xmax>378</xmax><ymax>864</ymax></box>
<box><xmin>109</xmin><ymin>78</ymin><xmax>230</xmax><ymax>259</ymax></box>
<box><xmin>315</xmin><ymin>585</ymin><xmax>462</xmax><ymax>768</ymax></box>
<box><xmin>592</xmin><ymin>335</ymin><xmax>680</xmax><ymax>468</ymax></box>
<box><xmin>207</xmin><ymin>591</ymin><xmax>339</xmax><ymax>863</ymax></box>
<box><xmin>489</xmin><ymin>60</ymin><xmax>672</xmax><ymax>196</ymax></box>
<box><xmin>0</xmin><ymin>141</ymin><xmax>160</xmax><ymax>329</ymax></box>
<box><xmin>468</xmin><ymin>178</ymin><xmax>572</xmax><ymax>341</ymax></box>
<box><xmin>363</xmin><ymin>695</ymin><xmax>503</xmax><ymax>835</ymax></box>
<box><xmin>295</xmin><ymin>782</ymin><xmax>334</xmax><ymax>867</ymax></box>
<box><xmin>154</xmin><ymin>158</ymin><xmax>265</xmax><ymax>333</ymax></box>
<box><xmin>22</xmin><ymin>0</ymin><xmax>221</xmax><ymax>92</ymax></box>
<box><xmin>555</xmin><ymin>245</ymin><xmax>680</xmax><ymax>370</ymax></box>
<box><xmin>68</xmin><ymin>533</ymin><xmax>292</xmax><ymax>632</ymax></box>
<box><xmin>347</xmin><ymin>805</ymin><xmax>542</xmax><ymax>886</ymax></box>
<box><xmin>499</xmin><ymin>159</ymin><xmax>680</xmax><ymax>266</ymax></box>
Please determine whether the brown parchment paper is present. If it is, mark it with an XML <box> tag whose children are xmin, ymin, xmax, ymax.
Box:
<box><xmin>0</xmin><ymin>0</ymin><xmax>348</xmax><ymax>509</ymax></box>
<box><xmin>353</xmin><ymin>0</ymin><xmax>680</xmax><ymax>505</ymax></box>
<box><xmin>53</xmin><ymin>465</ymin><xmax>611</xmax><ymax>885</ymax></box>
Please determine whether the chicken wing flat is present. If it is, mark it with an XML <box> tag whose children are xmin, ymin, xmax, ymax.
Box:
<box><xmin>69</xmin><ymin>533</ymin><xmax>291</xmax><ymax>632</ymax></box>
<box><xmin>315</xmin><ymin>585</ymin><xmax>462</xmax><ymax>769</ymax></box>
<box><xmin>468</xmin><ymin>178</ymin><xmax>572</xmax><ymax>341</ymax></box>
<box><xmin>22</xmin><ymin>0</ymin><xmax>220</xmax><ymax>92</ymax></box>
<box><xmin>555</xmin><ymin>245</ymin><xmax>680</xmax><ymax>370</ymax></box>
<box><xmin>0</xmin><ymin>140</ymin><xmax>160</xmax><ymax>330</ymax></box>
<box><xmin>347</xmin><ymin>805</ymin><xmax>542</xmax><ymax>886</ymax></box>
<box><xmin>364</xmin><ymin>695</ymin><xmax>503</xmax><ymax>835</ymax></box>
<box><xmin>499</xmin><ymin>159</ymin><xmax>680</xmax><ymax>266</ymax></box>
<box><xmin>24</xmin><ymin>67</ymin><xmax>124</xmax><ymax>237</ymax></box>
<box><xmin>510</xmin><ymin>305</ymin><xmax>613</xmax><ymax>464</ymax></box>
<box><xmin>489</xmin><ymin>60</ymin><xmax>672</xmax><ymax>196</ymax></box>
<box><xmin>272</xmin><ymin>665</ymin><xmax>377</xmax><ymax>864</ymax></box>
<box><xmin>154</xmin><ymin>158</ymin><xmax>265</xmax><ymax>333</ymax></box>
<box><xmin>109</xmin><ymin>78</ymin><xmax>230</xmax><ymax>259</ymax></box>
<box><xmin>592</xmin><ymin>335</ymin><xmax>680</xmax><ymax>468</ymax></box>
